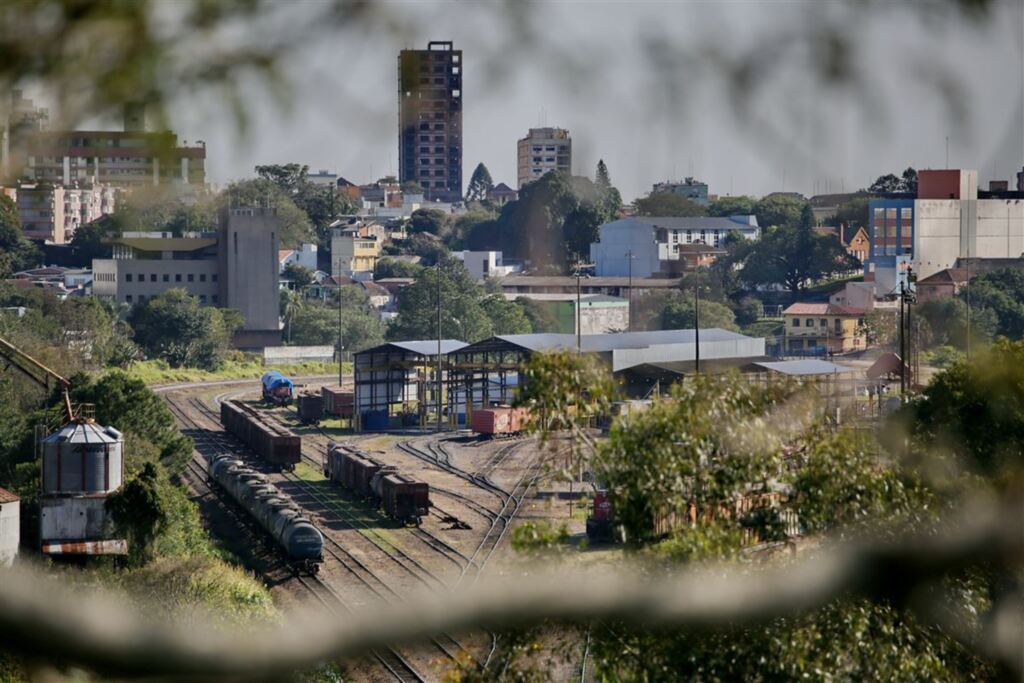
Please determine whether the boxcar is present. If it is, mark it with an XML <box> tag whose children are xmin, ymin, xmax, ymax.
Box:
<box><xmin>321</xmin><ymin>387</ymin><xmax>354</xmax><ymax>418</ymax></box>
<box><xmin>471</xmin><ymin>406</ymin><xmax>529</xmax><ymax>438</ymax></box>
<box><xmin>220</xmin><ymin>400</ymin><xmax>301</xmax><ymax>471</ymax></box>
<box><xmin>371</xmin><ymin>470</ymin><xmax>430</xmax><ymax>525</ymax></box>
<box><xmin>296</xmin><ymin>394</ymin><xmax>323</xmax><ymax>425</ymax></box>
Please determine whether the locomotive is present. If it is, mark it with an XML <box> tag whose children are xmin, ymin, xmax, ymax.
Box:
<box><xmin>324</xmin><ymin>443</ymin><xmax>430</xmax><ymax>525</ymax></box>
<box><xmin>208</xmin><ymin>453</ymin><xmax>323</xmax><ymax>574</ymax></box>
<box><xmin>261</xmin><ymin>371</ymin><xmax>295</xmax><ymax>406</ymax></box>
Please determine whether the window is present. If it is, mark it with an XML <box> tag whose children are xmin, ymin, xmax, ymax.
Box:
<box><xmin>433</xmin><ymin>135</ymin><xmax>444</xmax><ymax>142</ymax></box>
<box><xmin>125</xmin><ymin>295</ymin><xmax>132</xmax><ymax>303</ymax></box>
<box><xmin>199</xmin><ymin>295</ymin><xmax>207</xmax><ymax>304</ymax></box>
<box><xmin>901</xmin><ymin>207</ymin><xmax>912</xmax><ymax>220</ymax></box>
<box><xmin>175</xmin><ymin>274</ymin><xmax>182</xmax><ymax>282</ymax></box>
<box><xmin>212</xmin><ymin>295</ymin><xmax>219</xmax><ymax>304</ymax></box>
<box><xmin>163</xmin><ymin>274</ymin><xmax>169</xmax><ymax>282</ymax></box>
<box><xmin>150</xmin><ymin>274</ymin><xmax>157</xmax><ymax>282</ymax></box>
<box><xmin>212</xmin><ymin>274</ymin><xmax>217</xmax><ymax>283</ymax></box>
<box><xmin>835</xmin><ymin>320</ymin><xmax>842</xmax><ymax>334</ymax></box>
<box><xmin>199</xmin><ymin>274</ymin><xmax>206</xmax><ymax>282</ymax></box>
<box><xmin>819</xmin><ymin>319</ymin><xmax>828</xmax><ymax>327</ymax></box>
<box><xmin>434</xmin><ymin>146</ymin><xmax>444</xmax><ymax>153</ymax></box>
<box><xmin>792</xmin><ymin>318</ymin><xmax>800</xmax><ymax>327</ymax></box>
<box><xmin>187</xmin><ymin>274</ymin><xmax>194</xmax><ymax>282</ymax></box>
<box><xmin>138</xmin><ymin>295</ymin><xmax>145</xmax><ymax>303</ymax></box>
<box><xmin>125</xmin><ymin>273</ymin><xmax>132</xmax><ymax>282</ymax></box>
<box><xmin>805</xmin><ymin>319</ymin><xmax>814</xmax><ymax>327</ymax></box>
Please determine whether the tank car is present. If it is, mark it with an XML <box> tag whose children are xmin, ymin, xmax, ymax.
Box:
<box><xmin>261</xmin><ymin>371</ymin><xmax>295</xmax><ymax>406</ymax></box>
<box><xmin>208</xmin><ymin>453</ymin><xmax>323</xmax><ymax>574</ymax></box>
<box><xmin>471</xmin><ymin>406</ymin><xmax>529</xmax><ymax>438</ymax></box>
<box><xmin>220</xmin><ymin>400</ymin><xmax>301</xmax><ymax>471</ymax></box>
<box><xmin>370</xmin><ymin>470</ymin><xmax>430</xmax><ymax>526</ymax></box>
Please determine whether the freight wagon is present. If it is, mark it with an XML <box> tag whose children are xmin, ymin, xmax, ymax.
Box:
<box><xmin>208</xmin><ymin>453</ymin><xmax>323</xmax><ymax>574</ymax></box>
<box><xmin>324</xmin><ymin>443</ymin><xmax>430</xmax><ymax>525</ymax></box>
<box><xmin>220</xmin><ymin>400</ymin><xmax>302</xmax><ymax>471</ymax></box>
<box><xmin>321</xmin><ymin>386</ymin><xmax>354</xmax><ymax>418</ymax></box>
<box><xmin>471</xmin><ymin>406</ymin><xmax>529</xmax><ymax>438</ymax></box>
<box><xmin>296</xmin><ymin>393</ymin><xmax>323</xmax><ymax>425</ymax></box>
<box><xmin>261</xmin><ymin>371</ymin><xmax>295</xmax><ymax>406</ymax></box>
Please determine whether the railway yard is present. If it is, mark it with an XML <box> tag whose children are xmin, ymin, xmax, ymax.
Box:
<box><xmin>158</xmin><ymin>377</ymin><xmax>587</xmax><ymax>682</ymax></box>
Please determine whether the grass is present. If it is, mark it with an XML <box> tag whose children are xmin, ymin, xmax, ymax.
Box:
<box><xmin>127</xmin><ymin>354</ymin><xmax>348</xmax><ymax>385</ymax></box>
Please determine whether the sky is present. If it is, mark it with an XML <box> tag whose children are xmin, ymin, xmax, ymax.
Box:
<box><xmin>159</xmin><ymin>0</ymin><xmax>1023</xmax><ymax>203</ymax></box>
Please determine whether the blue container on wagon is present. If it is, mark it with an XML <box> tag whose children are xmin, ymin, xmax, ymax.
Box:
<box><xmin>261</xmin><ymin>371</ymin><xmax>295</xmax><ymax>406</ymax></box>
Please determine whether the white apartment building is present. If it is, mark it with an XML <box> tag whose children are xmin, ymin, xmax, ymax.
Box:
<box><xmin>452</xmin><ymin>250</ymin><xmax>520</xmax><ymax>280</ymax></box>
<box><xmin>517</xmin><ymin>127</ymin><xmax>571</xmax><ymax>189</ymax></box>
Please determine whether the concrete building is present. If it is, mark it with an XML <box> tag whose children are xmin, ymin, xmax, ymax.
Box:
<box><xmin>452</xmin><ymin>250</ymin><xmax>519</xmax><ymax>280</ymax></box>
<box><xmin>506</xmin><ymin>293</ymin><xmax>629</xmax><ymax>334</ymax></box>
<box><xmin>782</xmin><ymin>303</ymin><xmax>867</xmax><ymax>356</ymax></box>
<box><xmin>398</xmin><ymin>41</ymin><xmax>463</xmax><ymax>203</ymax></box>
<box><xmin>488</xmin><ymin>182</ymin><xmax>517</xmax><ymax>205</ymax></box>
<box><xmin>279</xmin><ymin>243</ymin><xmax>318</xmax><ymax>273</ymax></box>
<box><xmin>0</xmin><ymin>487</ymin><xmax>18</xmax><ymax>568</ymax></box>
<box><xmin>331</xmin><ymin>227</ymin><xmax>381</xmax><ymax>279</ymax></box>
<box><xmin>308</xmin><ymin>169</ymin><xmax>338</xmax><ymax>186</ymax></box>
<box><xmin>92</xmin><ymin>208</ymin><xmax>283</xmax><ymax>345</ymax></box>
<box><xmin>16</xmin><ymin>184</ymin><xmax>65</xmax><ymax>242</ymax></box>
<box><xmin>590</xmin><ymin>215</ymin><xmax>760</xmax><ymax>277</ymax></box>
<box><xmin>517</xmin><ymin>128</ymin><xmax>571</xmax><ymax>188</ymax></box>
<box><xmin>651</xmin><ymin>177</ymin><xmax>709</xmax><ymax>205</ymax></box>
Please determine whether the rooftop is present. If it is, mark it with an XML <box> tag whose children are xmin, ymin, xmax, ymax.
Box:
<box><xmin>0</xmin><ymin>487</ymin><xmax>19</xmax><ymax>504</ymax></box>
<box><xmin>501</xmin><ymin>275</ymin><xmax>682</xmax><ymax>289</ymax></box>
<box><xmin>466</xmin><ymin>328</ymin><xmax>753</xmax><ymax>354</ymax></box>
<box><xmin>359</xmin><ymin>340</ymin><xmax>468</xmax><ymax>357</ymax></box>
<box><xmin>747</xmin><ymin>360</ymin><xmax>858</xmax><ymax>376</ymax></box>
<box><xmin>783</xmin><ymin>303</ymin><xmax>866</xmax><ymax>316</ymax></box>
<box><xmin>610</xmin><ymin>215</ymin><xmax>759</xmax><ymax>230</ymax></box>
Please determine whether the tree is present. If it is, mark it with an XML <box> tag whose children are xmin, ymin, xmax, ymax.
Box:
<box><xmin>738</xmin><ymin>217</ymin><xmax>860</xmax><ymax>295</ymax></box>
<box><xmin>754</xmin><ymin>194</ymin><xmax>807</xmax><ymax>228</ymax></box>
<box><xmin>516</xmin><ymin>296</ymin><xmax>560</xmax><ymax>333</ymax></box>
<box><xmin>662</xmin><ymin>295</ymin><xmax>738</xmax><ymax>331</ymax></box>
<box><xmin>407</xmin><ymin>208</ymin><xmax>450</xmax><ymax>236</ymax></box>
<box><xmin>106</xmin><ymin>462</ymin><xmax>166</xmax><ymax>566</ymax></box>
<box><xmin>901</xmin><ymin>167</ymin><xmax>918</xmax><ymax>193</ymax></box>
<box><xmin>0</xmin><ymin>195</ymin><xmax>40</xmax><ymax>278</ymax></box>
<box><xmin>282</xmin><ymin>262</ymin><xmax>315</xmax><ymax>289</ymax></box>
<box><xmin>480</xmin><ymin>295</ymin><xmax>532</xmax><ymax>335</ymax></box>
<box><xmin>387</xmin><ymin>257</ymin><xmax>493</xmax><ymax>342</ymax></box>
<box><xmin>634</xmin><ymin>193</ymin><xmax>706</xmax><ymax>217</ymax></box>
<box><xmin>288</xmin><ymin>289</ymin><xmax>385</xmax><ymax>354</ymax></box>
<box><xmin>832</xmin><ymin>197</ymin><xmax>871</xmax><ymax>229</ymax></box>
<box><xmin>867</xmin><ymin>167</ymin><xmax>917</xmax><ymax>194</ymax></box>
<box><xmin>448</xmin><ymin>208</ymin><xmax>498</xmax><ymax>249</ymax></box>
<box><xmin>220</xmin><ymin>179</ymin><xmax>313</xmax><ymax>247</ymax></box>
<box><xmin>958</xmin><ymin>268</ymin><xmax>1024</xmax><ymax>340</ymax></box>
<box><xmin>733</xmin><ymin>296</ymin><xmax>763</xmax><ymax>327</ymax></box>
<box><xmin>255</xmin><ymin>163</ymin><xmax>356</xmax><ymax>251</ymax></box>
<box><xmin>916</xmin><ymin>297</ymin><xmax>996</xmax><ymax>350</ymax></box>
<box><xmin>595</xmin><ymin>159</ymin><xmax>611</xmax><ymax>190</ymax></box>
<box><xmin>374</xmin><ymin>258</ymin><xmax>423</xmax><ymax>280</ymax></box>
<box><xmin>707</xmin><ymin>195</ymin><xmax>757</xmax><ymax>217</ymax></box>
<box><xmin>255</xmin><ymin>163</ymin><xmax>309</xmax><ymax>194</ymax></box>
<box><xmin>465</xmin><ymin>163</ymin><xmax>495</xmax><ymax>203</ymax></box>
<box><xmin>401</xmin><ymin>180</ymin><xmax>424</xmax><ymax>195</ymax></box>
<box><xmin>69</xmin><ymin>216</ymin><xmax>117</xmax><ymax>264</ymax></box>
<box><xmin>127</xmin><ymin>289</ymin><xmax>242</xmax><ymax>370</ymax></box>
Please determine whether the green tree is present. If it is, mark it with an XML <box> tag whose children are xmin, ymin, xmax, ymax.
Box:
<box><xmin>516</xmin><ymin>296</ymin><xmax>560</xmax><ymax>333</ymax></box>
<box><xmin>465</xmin><ymin>163</ymin><xmax>495</xmax><ymax>203</ymax></box>
<box><xmin>0</xmin><ymin>195</ymin><xmax>40</xmax><ymax>277</ymax></box>
<box><xmin>69</xmin><ymin>216</ymin><xmax>117</xmax><ymax>264</ymax></box>
<box><xmin>387</xmin><ymin>258</ymin><xmax>492</xmax><ymax>342</ymax></box>
<box><xmin>733</xmin><ymin>296</ymin><xmax>763</xmax><ymax>327</ymax></box>
<box><xmin>867</xmin><ymin>167</ymin><xmax>917</xmax><ymax>194</ymax></box>
<box><xmin>754</xmin><ymin>194</ymin><xmax>807</xmax><ymax>228</ymax></box>
<box><xmin>448</xmin><ymin>208</ymin><xmax>498</xmax><ymax>249</ymax></box>
<box><xmin>282</xmin><ymin>262</ymin><xmax>315</xmax><ymax>289</ymax></box>
<box><xmin>288</xmin><ymin>289</ymin><xmax>385</xmax><ymax>354</ymax></box>
<box><xmin>738</xmin><ymin>213</ymin><xmax>860</xmax><ymax>295</ymax></box>
<box><xmin>220</xmin><ymin>179</ymin><xmax>313</xmax><ymax>247</ymax></box>
<box><xmin>255</xmin><ymin>163</ymin><xmax>309</xmax><ymax>194</ymax></box>
<box><xmin>634</xmin><ymin>193</ymin><xmax>706</xmax><ymax>217</ymax></box>
<box><xmin>595</xmin><ymin>159</ymin><xmax>611</xmax><ymax>189</ymax></box>
<box><xmin>407</xmin><ymin>208</ymin><xmax>451</xmax><ymax>236</ymax></box>
<box><xmin>256</xmin><ymin>164</ymin><xmax>357</xmax><ymax>250</ymax></box>
<box><xmin>127</xmin><ymin>289</ymin><xmax>242</xmax><ymax>370</ymax></box>
<box><xmin>832</xmin><ymin>196</ymin><xmax>871</xmax><ymax>229</ymax></box>
<box><xmin>374</xmin><ymin>257</ymin><xmax>424</xmax><ymax>280</ymax></box>
<box><xmin>662</xmin><ymin>295</ymin><xmax>738</xmax><ymax>331</ymax></box>
<box><xmin>959</xmin><ymin>268</ymin><xmax>1024</xmax><ymax>339</ymax></box>
<box><xmin>916</xmin><ymin>297</ymin><xmax>996</xmax><ymax>349</ymax></box>
<box><xmin>106</xmin><ymin>462</ymin><xmax>166</xmax><ymax>566</ymax></box>
<box><xmin>480</xmin><ymin>295</ymin><xmax>532</xmax><ymax>335</ymax></box>
<box><xmin>707</xmin><ymin>195</ymin><xmax>758</xmax><ymax>217</ymax></box>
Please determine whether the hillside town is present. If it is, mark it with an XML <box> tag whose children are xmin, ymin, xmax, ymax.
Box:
<box><xmin>0</xmin><ymin>3</ymin><xmax>1022</xmax><ymax>682</ymax></box>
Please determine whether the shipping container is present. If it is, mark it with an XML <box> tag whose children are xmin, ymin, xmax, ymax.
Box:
<box><xmin>321</xmin><ymin>387</ymin><xmax>354</xmax><ymax>418</ymax></box>
<box><xmin>471</xmin><ymin>406</ymin><xmax>529</xmax><ymax>437</ymax></box>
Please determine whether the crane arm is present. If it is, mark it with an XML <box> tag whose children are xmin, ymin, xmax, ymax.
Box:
<box><xmin>0</xmin><ymin>336</ymin><xmax>74</xmax><ymax>422</ymax></box>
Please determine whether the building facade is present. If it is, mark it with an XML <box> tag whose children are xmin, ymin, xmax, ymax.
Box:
<box><xmin>0</xmin><ymin>488</ymin><xmax>18</xmax><ymax>568</ymax></box>
<box><xmin>508</xmin><ymin>293</ymin><xmax>629</xmax><ymax>334</ymax></box>
<box><xmin>331</xmin><ymin>228</ymin><xmax>380</xmax><ymax>279</ymax></box>
<box><xmin>651</xmin><ymin>177</ymin><xmax>709</xmax><ymax>205</ymax></box>
<box><xmin>398</xmin><ymin>41</ymin><xmax>463</xmax><ymax>203</ymax></box>
<box><xmin>782</xmin><ymin>303</ymin><xmax>867</xmax><ymax>355</ymax></box>
<box><xmin>590</xmin><ymin>215</ymin><xmax>760</xmax><ymax>278</ymax></box>
<box><xmin>11</xmin><ymin>182</ymin><xmax>116</xmax><ymax>243</ymax></box>
<box><xmin>516</xmin><ymin>128</ymin><xmax>571</xmax><ymax>188</ymax></box>
<box><xmin>452</xmin><ymin>250</ymin><xmax>518</xmax><ymax>280</ymax></box>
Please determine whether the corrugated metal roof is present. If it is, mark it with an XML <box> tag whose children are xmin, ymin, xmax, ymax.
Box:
<box><xmin>359</xmin><ymin>340</ymin><xmax>467</xmax><ymax>357</ymax></box>
<box><xmin>750</xmin><ymin>360</ymin><xmax>856</xmax><ymax>376</ymax></box>
<box><xmin>500</xmin><ymin>275</ymin><xmax>682</xmax><ymax>288</ymax></box>
<box><xmin>0</xmin><ymin>487</ymin><xmax>19</xmax><ymax>504</ymax></box>
<box><xmin>480</xmin><ymin>328</ymin><xmax>752</xmax><ymax>354</ymax></box>
<box><xmin>612</xmin><ymin>216</ymin><xmax>759</xmax><ymax>230</ymax></box>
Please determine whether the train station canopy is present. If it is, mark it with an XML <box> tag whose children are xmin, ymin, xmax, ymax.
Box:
<box><xmin>357</xmin><ymin>340</ymin><xmax>467</xmax><ymax>358</ymax></box>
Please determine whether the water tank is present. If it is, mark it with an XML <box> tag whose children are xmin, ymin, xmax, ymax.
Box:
<box><xmin>41</xmin><ymin>422</ymin><xmax>123</xmax><ymax>495</ymax></box>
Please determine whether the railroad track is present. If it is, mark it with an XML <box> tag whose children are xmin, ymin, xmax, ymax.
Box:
<box><xmin>187</xmin><ymin>397</ymin><xmax>470</xmax><ymax>667</ymax></box>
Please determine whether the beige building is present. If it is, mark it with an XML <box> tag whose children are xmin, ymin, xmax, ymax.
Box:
<box><xmin>517</xmin><ymin>127</ymin><xmax>571</xmax><ymax>189</ymax></box>
<box><xmin>782</xmin><ymin>303</ymin><xmax>867</xmax><ymax>355</ymax></box>
<box><xmin>331</xmin><ymin>227</ymin><xmax>381</xmax><ymax>278</ymax></box>
<box><xmin>16</xmin><ymin>184</ymin><xmax>65</xmax><ymax>243</ymax></box>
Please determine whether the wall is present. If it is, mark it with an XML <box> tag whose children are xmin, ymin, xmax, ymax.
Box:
<box><xmin>914</xmin><ymin>198</ymin><xmax>1024</xmax><ymax>279</ymax></box>
<box><xmin>0</xmin><ymin>500</ymin><xmax>18</xmax><ymax>567</ymax></box>
<box><xmin>590</xmin><ymin>219</ymin><xmax>660</xmax><ymax>277</ymax></box>
<box><xmin>91</xmin><ymin>258</ymin><xmax>218</xmax><ymax>305</ymax></box>
<box><xmin>40</xmin><ymin>497</ymin><xmax>109</xmax><ymax>544</ymax></box>
<box><xmin>914</xmin><ymin>200</ymin><xmax>963</xmax><ymax>279</ymax></box>
<box><xmin>263</xmin><ymin>345</ymin><xmax>335</xmax><ymax>364</ymax></box>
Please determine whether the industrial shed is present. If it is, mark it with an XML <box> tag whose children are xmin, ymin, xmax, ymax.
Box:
<box><xmin>448</xmin><ymin>328</ymin><xmax>766</xmax><ymax>413</ymax></box>
<box><xmin>354</xmin><ymin>340</ymin><xmax>467</xmax><ymax>431</ymax></box>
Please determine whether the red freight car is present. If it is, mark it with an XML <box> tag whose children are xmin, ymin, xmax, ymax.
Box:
<box><xmin>321</xmin><ymin>387</ymin><xmax>354</xmax><ymax>418</ymax></box>
<box><xmin>471</xmin><ymin>406</ymin><xmax>529</xmax><ymax>437</ymax></box>
<box><xmin>296</xmin><ymin>393</ymin><xmax>323</xmax><ymax>425</ymax></box>
<box><xmin>371</xmin><ymin>470</ymin><xmax>430</xmax><ymax>525</ymax></box>
<box><xmin>324</xmin><ymin>443</ymin><xmax>384</xmax><ymax>499</ymax></box>
<box><xmin>220</xmin><ymin>400</ymin><xmax>302</xmax><ymax>471</ymax></box>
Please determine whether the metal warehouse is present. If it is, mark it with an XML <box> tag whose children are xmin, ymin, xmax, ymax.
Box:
<box><xmin>353</xmin><ymin>340</ymin><xmax>467</xmax><ymax>431</ymax></box>
<box><xmin>447</xmin><ymin>328</ymin><xmax>766</xmax><ymax>418</ymax></box>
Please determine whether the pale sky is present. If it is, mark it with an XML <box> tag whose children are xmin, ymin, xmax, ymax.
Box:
<box><xmin>162</xmin><ymin>0</ymin><xmax>1024</xmax><ymax>203</ymax></box>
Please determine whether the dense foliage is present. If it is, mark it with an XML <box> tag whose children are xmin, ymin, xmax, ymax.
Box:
<box><xmin>283</xmin><ymin>287</ymin><xmax>385</xmax><ymax>354</ymax></box>
<box><xmin>0</xmin><ymin>195</ymin><xmax>41</xmax><ymax>278</ymax></box>
<box><xmin>128</xmin><ymin>289</ymin><xmax>243</xmax><ymax>370</ymax></box>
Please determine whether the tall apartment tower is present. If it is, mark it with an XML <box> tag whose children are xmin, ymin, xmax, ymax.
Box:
<box><xmin>398</xmin><ymin>41</ymin><xmax>463</xmax><ymax>203</ymax></box>
<box><xmin>517</xmin><ymin>127</ymin><xmax>572</xmax><ymax>189</ymax></box>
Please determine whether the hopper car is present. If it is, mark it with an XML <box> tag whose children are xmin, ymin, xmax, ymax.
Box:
<box><xmin>324</xmin><ymin>442</ymin><xmax>430</xmax><ymax>525</ymax></box>
<box><xmin>220</xmin><ymin>399</ymin><xmax>301</xmax><ymax>471</ymax></box>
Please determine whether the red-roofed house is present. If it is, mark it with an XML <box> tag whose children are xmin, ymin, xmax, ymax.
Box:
<box><xmin>782</xmin><ymin>302</ymin><xmax>867</xmax><ymax>355</ymax></box>
<box><xmin>915</xmin><ymin>268</ymin><xmax>970</xmax><ymax>303</ymax></box>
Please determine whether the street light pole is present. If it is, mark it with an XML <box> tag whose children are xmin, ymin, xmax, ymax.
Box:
<box><xmin>436</xmin><ymin>259</ymin><xmax>442</xmax><ymax>433</ymax></box>
<box><xmin>899</xmin><ymin>278</ymin><xmax>906</xmax><ymax>399</ymax></box>
<box><xmin>337</xmin><ymin>281</ymin><xmax>343</xmax><ymax>388</ymax></box>
<box><xmin>575</xmin><ymin>261</ymin><xmax>582</xmax><ymax>354</ymax></box>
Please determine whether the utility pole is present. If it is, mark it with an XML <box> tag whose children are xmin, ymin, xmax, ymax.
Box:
<box><xmin>337</xmin><ymin>283</ymin><xmax>343</xmax><ymax>388</ymax></box>
<box><xmin>694</xmin><ymin>283</ymin><xmax>701</xmax><ymax>375</ymax></box>
<box><xmin>436</xmin><ymin>259</ymin><xmax>442</xmax><ymax>433</ymax></box>
<box><xmin>899</xmin><ymin>278</ymin><xmax>906</xmax><ymax>399</ymax></box>
<box><xmin>575</xmin><ymin>260</ymin><xmax>582</xmax><ymax>354</ymax></box>
<box><xmin>626</xmin><ymin>250</ymin><xmax>633</xmax><ymax>332</ymax></box>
